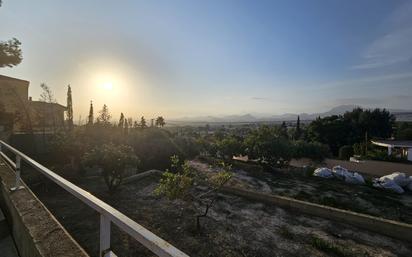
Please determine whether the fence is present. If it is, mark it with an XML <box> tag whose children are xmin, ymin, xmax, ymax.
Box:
<box><xmin>0</xmin><ymin>140</ymin><xmax>189</xmax><ymax>257</ymax></box>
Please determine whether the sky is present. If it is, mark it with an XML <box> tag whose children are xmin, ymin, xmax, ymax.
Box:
<box><xmin>1</xmin><ymin>0</ymin><xmax>412</xmax><ymax>121</ymax></box>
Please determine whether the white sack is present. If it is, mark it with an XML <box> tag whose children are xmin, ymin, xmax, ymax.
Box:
<box><xmin>382</xmin><ymin>172</ymin><xmax>410</xmax><ymax>187</ymax></box>
<box><xmin>313</xmin><ymin>168</ymin><xmax>333</xmax><ymax>178</ymax></box>
<box><xmin>344</xmin><ymin>172</ymin><xmax>365</xmax><ymax>185</ymax></box>
<box><xmin>332</xmin><ymin>165</ymin><xmax>365</xmax><ymax>184</ymax></box>
<box><xmin>373</xmin><ymin>177</ymin><xmax>405</xmax><ymax>194</ymax></box>
<box><xmin>332</xmin><ymin>165</ymin><xmax>348</xmax><ymax>180</ymax></box>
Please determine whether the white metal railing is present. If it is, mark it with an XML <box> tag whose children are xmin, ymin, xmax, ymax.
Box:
<box><xmin>0</xmin><ymin>140</ymin><xmax>189</xmax><ymax>257</ymax></box>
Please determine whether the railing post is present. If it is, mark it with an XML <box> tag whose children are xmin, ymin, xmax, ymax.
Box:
<box><xmin>10</xmin><ymin>155</ymin><xmax>24</xmax><ymax>191</ymax></box>
<box><xmin>100</xmin><ymin>214</ymin><xmax>111</xmax><ymax>257</ymax></box>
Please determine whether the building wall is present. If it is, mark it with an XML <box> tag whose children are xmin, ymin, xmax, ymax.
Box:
<box><xmin>0</xmin><ymin>76</ymin><xmax>29</xmax><ymax>115</ymax></box>
<box><xmin>0</xmin><ymin>76</ymin><xmax>30</xmax><ymax>133</ymax></box>
<box><xmin>28</xmin><ymin>101</ymin><xmax>66</xmax><ymax>133</ymax></box>
<box><xmin>0</xmin><ymin>75</ymin><xmax>66</xmax><ymax>134</ymax></box>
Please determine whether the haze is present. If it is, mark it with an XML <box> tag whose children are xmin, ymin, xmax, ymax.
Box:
<box><xmin>1</xmin><ymin>0</ymin><xmax>412</xmax><ymax>120</ymax></box>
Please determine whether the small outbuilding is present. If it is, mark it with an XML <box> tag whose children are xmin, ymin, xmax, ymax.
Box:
<box><xmin>371</xmin><ymin>140</ymin><xmax>412</xmax><ymax>161</ymax></box>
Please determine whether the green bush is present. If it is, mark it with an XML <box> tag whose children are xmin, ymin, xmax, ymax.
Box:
<box><xmin>292</xmin><ymin>141</ymin><xmax>331</xmax><ymax>162</ymax></box>
<box><xmin>244</xmin><ymin>126</ymin><xmax>293</xmax><ymax>168</ymax></box>
<box><xmin>82</xmin><ymin>143</ymin><xmax>139</xmax><ymax>192</ymax></box>
<box><xmin>338</xmin><ymin>145</ymin><xmax>353</xmax><ymax>160</ymax></box>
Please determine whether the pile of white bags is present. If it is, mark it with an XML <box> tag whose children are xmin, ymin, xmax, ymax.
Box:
<box><xmin>313</xmin><ymin>167</ymin><xmax>334</xmax><ymax>178</ymax></box>
<box><xmin>313</xmin><ymin>166</ymin><xmax>412</xmax><ymax>194</ymax></box>
<box><xmin>332</xmin><ymin>166</ymin><xmax>365</xmax><ymax>185</ymax></box>
<box><xmin>313</xmin><ymin>166</ymin><xmax>365</xmax><ymax>185</ymax></box>
<box><xmin>373</xmin><ymin>172</ymin><xmax>412</xmax><ymax>194</ymax></box>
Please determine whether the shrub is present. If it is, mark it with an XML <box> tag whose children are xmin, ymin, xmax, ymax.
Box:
<box><xmin>292</xmin><ymin>141</ymin><xmax>331</xmax><ymax>162</ymax></box>
<box><xmin>244</xmin><ymin>126</ymin><xmax>292</xmax><ymax>168</ymax></box>
<box><xmin>215</xmin><ymin>135</ymin><xmax>244</xmax><ymax>160</ymax></box>
<box><xmin>129</xmin><ymin>129</ymin><xmax>184</xmax><ymax>170</ymax></box>
<box><xmin>82</xmin><ymin>143</ymin><xmax>139</xmax><ymax>192</ymax></box>
<box><xmin>338</xmin><ymin>145</ymin><xmax>353</xmax><ymax>160</ymax></box>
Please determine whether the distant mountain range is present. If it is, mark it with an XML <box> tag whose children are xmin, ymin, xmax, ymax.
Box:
<box><xmin>171</xmin><ymin>105</ymin><xmax>412</xmax><ymax>123</ymax></box>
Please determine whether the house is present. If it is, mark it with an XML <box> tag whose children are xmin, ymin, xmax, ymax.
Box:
<box><xmin>371</xmin><ymin>140</ymin><xmax>412</xmax><ymax>161</ymax></box>
<box><xmin>0</xmin><ymin>75</ymin><xmax>66</xmax><ymax>134</ymax></box>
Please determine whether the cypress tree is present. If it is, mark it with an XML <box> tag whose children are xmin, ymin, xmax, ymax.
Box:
<box><xmin>295</xmin><ymin>115</ymin><xmax>301</xmax><ymax>140</ymax></box>
<box><xmin>66</xmin><ymin>85</ymin><xmax>73</xmax><ymax>130</ymax></box>
<box><xmin>87</xmin><ymin>101</ymin><xmax>94</xmax><ymax>125</ymax></box>
<box><xmin>118</xmin><ymin>113</ymin><xmax>125</xmax><ymax>128</ymax></box>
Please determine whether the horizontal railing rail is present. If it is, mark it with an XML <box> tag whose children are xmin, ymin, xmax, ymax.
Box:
<box><xmin>0</xmin><ymin>140</ymin><xmax>189</xmax><ymax>257</ymax></box>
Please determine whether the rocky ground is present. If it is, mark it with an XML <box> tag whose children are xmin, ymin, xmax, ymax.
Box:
<box><xmin>189</xmin><ymin>159</ymin><xmax>412</xmax><ymax>224</ymax></box>
<box><xmin>21</xmin><ymin>164</ymin><xmax>412</xmax><ymax>257</ymax></box>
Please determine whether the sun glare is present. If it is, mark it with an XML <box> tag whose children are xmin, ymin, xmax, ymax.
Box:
<box><xmin>102</xmin><ymin>81</ymin><xmax>113</xmax><ymax>90</ymax></box>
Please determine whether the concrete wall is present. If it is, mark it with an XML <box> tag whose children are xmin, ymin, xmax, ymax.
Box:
<box><xmin>0</xmin><ymin>160</ymin><xmax>89</xmax><ymax>257</ymax></box>
<box><xmin>222</xmin><ymin>186</ymin><xmax>412</xmax><ymax>243</ymax></box>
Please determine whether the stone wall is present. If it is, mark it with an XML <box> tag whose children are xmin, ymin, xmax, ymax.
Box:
<box><xmin>0</xmin><ymin>159</ymin><xmax>89</xmax><ymax>257</ymax></box>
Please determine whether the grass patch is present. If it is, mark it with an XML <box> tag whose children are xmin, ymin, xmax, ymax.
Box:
<box><xmin>310</xmin><ymin>235</ymin><xmax>353</xmax><ymax>257</ymax></box>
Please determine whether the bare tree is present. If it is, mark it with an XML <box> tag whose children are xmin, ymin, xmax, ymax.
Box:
<box><xmin>39</xmin><ymin>83</ymin><xmax>58</xmax><ymax>133</ymax></box>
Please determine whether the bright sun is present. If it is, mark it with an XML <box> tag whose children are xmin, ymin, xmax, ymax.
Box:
<box><xmin>102</xmin><ymin>82</ymin><xmax>113</xmax><ymax>90</ymax></box>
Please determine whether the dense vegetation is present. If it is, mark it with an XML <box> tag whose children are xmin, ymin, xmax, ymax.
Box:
<box><xmin>306</xmin><ymin>108</ymin><xmax>395</xmax><ymax>155</ymax></box>
<box><xmin>38</xmin><ymin>103</ymin><xmax>406</xmax><ymax>189</ymax></box>
<box><xmin>2</xmin><ymin>81</ymin><xmax>407</xmax><ymax>192</ymax></box>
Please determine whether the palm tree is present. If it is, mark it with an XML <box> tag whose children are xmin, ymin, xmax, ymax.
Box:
<box><xmin>155</xmin><ymin>116</ymin><xmax>165</xmax><ymax>127</ymax></box>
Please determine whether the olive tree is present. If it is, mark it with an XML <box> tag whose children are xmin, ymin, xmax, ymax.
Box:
<box><xmin>155</xmin><ymin>155</ymin><xmax>232</xmax><ymax>231</ymax></box>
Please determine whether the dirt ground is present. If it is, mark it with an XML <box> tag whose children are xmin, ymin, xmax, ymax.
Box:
<box><xmin>189</xmin><ymin>159</ymin><xmax>412</xmax><ymax>224</ymax></box>
<box><xmin>21</xmin><ymin>165</ymin><xmax>412</xmax><ymax>257</ymax></box>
